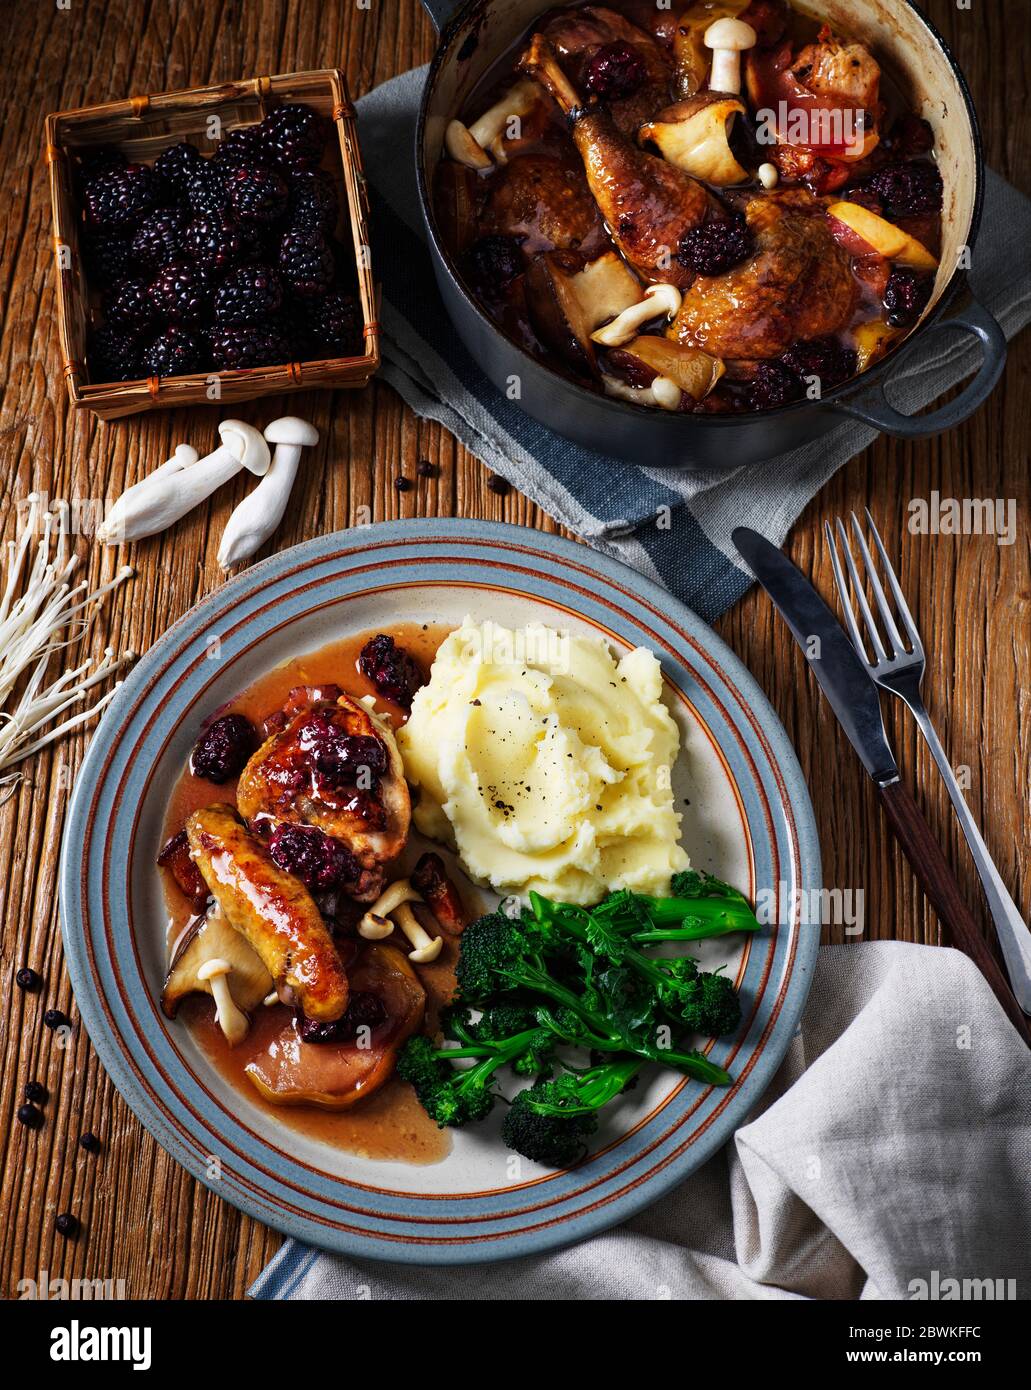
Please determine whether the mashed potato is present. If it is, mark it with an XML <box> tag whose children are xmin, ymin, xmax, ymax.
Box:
<box><xmin>398</xmin><ymin>618</ymin><xmax>689</xmax><ymax>904</ymax></box>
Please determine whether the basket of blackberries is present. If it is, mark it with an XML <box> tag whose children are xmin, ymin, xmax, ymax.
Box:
<box><xmin>45</xmin><ymin>71</ymin><xmax>378</xmax><ymax>418</ymax></box>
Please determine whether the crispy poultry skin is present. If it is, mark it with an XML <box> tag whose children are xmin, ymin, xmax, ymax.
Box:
<box><xmin>789</xmin><ymin>35</ymin><xmax>880</xmax><ymax>112</ymax></box>
<box><xmin>520</xmin><ymin>34</ymin><xmax>713</xmax><ymax>285</ymax></box>
<box><xmin>671</xmin><ymin>191</ymin><xmax>856</xmax><ymax>358</ymax></box>
<box><xmin>237</xmin><ymin>692</ymin><xmax>410</xmax><ymax>903</ymax></box>
<box><xmin>186</xmin><ymin>804</ymin><xmax>349</xmax><ymax>1023</ymax></box>
<box><xmin>482</xmin><ymin>153</ymin><xmax>608</xmax><ymax>258</ymax></box>
<box><xmin>540</xmin><ymin>4</ymin><xmax>672</xmax><ymax>134</ymax></box>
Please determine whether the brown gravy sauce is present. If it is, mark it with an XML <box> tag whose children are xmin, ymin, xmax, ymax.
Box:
<box><xmin>162</xmin><ymin>622</ymin><xmax>461</xmax><ymax>1166</ymax></box>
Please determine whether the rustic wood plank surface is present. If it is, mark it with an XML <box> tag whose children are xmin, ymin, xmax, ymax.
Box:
<box><xmin>0</xmin><ymin>0</ymin><xmax>1027</xmax><ymax>1300</ymax></box>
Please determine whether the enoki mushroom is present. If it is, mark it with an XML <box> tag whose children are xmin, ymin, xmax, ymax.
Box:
<box><xmin>0</xmin><ymin>495</ymin><xmax>134</xmax><ymax>802</ymax></box>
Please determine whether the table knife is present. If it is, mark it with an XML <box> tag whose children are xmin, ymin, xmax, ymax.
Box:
<box><xmin>732</xmin><ymin>525</ymin><xmax>1031</xmax><ymax>1045</ymax></box>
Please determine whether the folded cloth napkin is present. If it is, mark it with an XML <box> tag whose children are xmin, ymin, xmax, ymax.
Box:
<box><xmin>353</xmin><ymin>67</ymin><xmax>1031</xmax><ymax>622</ymax></box>
<box><xmin>251</xmin><ymin>941</ymin><xmax>1031</xmax><ymax>1300</ymax></box>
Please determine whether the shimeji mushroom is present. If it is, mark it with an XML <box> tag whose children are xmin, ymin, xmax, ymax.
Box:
<box><xmin>526</xmin><ymin>250</ymin><xmax>645</xmax><ymax>376</ymax></box>
<box><xmin>445</xmin><ymin>118</ymin><xmax>492</xmax><ymax>170</ymax></box>
<box><xmin>161</xmin><ymin>902</ymin><xmax>274</xmax><ymax>1045</ymax></box>
<box><xmin>591</xmin><ymin>283</ymin><xmax>682</xmax><ymax>348</ymax></box>
<box><xmin>639</xmin><ymin>94</ymin><xmax>749</xmax><ymax>186</ymax></box>
<box><xmin>703</xmin><ymin>16</ymin><xmax>757</xmax><ymax>95</ymax></box>
<box><xmin>357</xmin><ymin>878</ymin><xmax>420</xmax><ymax>941</ymax></box>
<box><xmin>393</xmin><ymin>902</ymin><xmax>443</xmax><ymax>964</ymax></box>
<box><xmin>97</xmin><ymin>419</ymin><xmax>270</xmax><ymax>544</ymax></box>
<box><xmin>217</xmin><ymin>416</ymin><xmax>319</xmax><ymax>569</ymax></box>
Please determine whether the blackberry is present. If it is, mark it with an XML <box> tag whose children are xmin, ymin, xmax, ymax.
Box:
<box><xmin>864</xmin><ymin>161</ymin><xmax>943</xmax><ymax>217</ymax></box>
<box><xmin>211</xmin><ymin>124</ymin><xmax>263</xmax><ymax>174</ymax></box>
<box><xmin>584</xmin><ymin>41</ymin><xmax>649</xmax><ymax>101</ymax></box>
<box><xmin>358</xmin><ymin>633</ymin><xmax>423</xmax><ymax>710</ymax></box>
<box><xmin>780</xmin><ymin>336</ymin><xmax>857</xmax><ymax>389</ymax></box>
<box><xmin>886</xmin><ymin>114</ymin><xmax>934</xmax><ymax>161</ymax></box>
<box><xmin>82</xmin><ymin>232</ymin><xmax>132</xmax><ymax>287</ymax></box>
<box><xmin>81</xmin><ymin>163</ymin><xmax>160</xmax><ymax>230</ymax></box>
<box><xmin>130</xmin><ymin>206</ymin><xmax>187</xmax><ymax>271</ymax></box>
<box><xmin>183</xmin><ymin>163</ymin><xmax>228</xmax><ymax>218</ymax></box>
<box><xmin>298</xmin><ymin>719</ymin><xmax>388</xmax><ymax>787</ymax></box>
<box><xmin>154</xmin><ymin>141</ymin><xmax>204</xmax><ymax>193</ymax></box>
<box><xmin>103</xmin><ymin>277</ymin><xmax>154</xmax><ymax>333</ymax></box>
<box><xmin>259</xmin><ymin>103</ymin><xmax>329</xmax><ymax>170</ymax></box>
<box><xmin>88</xmin><ymin>323</ymin><xmax>141</xmax><ymax>382</ymax></box>
<box><xmin>190</xmin><ymin>713</ymin><xmax>257</xmax><ymax>782</ymax></box>
<box><xmin>306</xmin><ymin>289</ymin><xmax>361</xmax><ymax>356</ymax></box>
<box><xmin>747</xmin><ymin>361</ymin><xmax>803</xmax><ymax>411</ymax></box>
<box><xmin>268</xmin><ymin>823</ymin><xmax>360</xmax><ymax>894</ymax></box>
<box><xmin>209</xmin><ymin>322</ymin><xmax>290</xmax><ymax>370</ymax></box>
<box><xmin>465</xmin><ymin>234</ymin><xmax>523</xmax><ymax>293</ymax></box>
<box><xmin>287</xmin><ymin>167</ymin><xmax>339</xmax><ymax>232</ymax></box>
<box><xmin>678</xmin><ymin>211</ymin><xmax>754</xmax><ymax>276</ymax></box>
<box><xmin>214</xmin><ymin>263</ymin><xmax>283</xmax><ymax>323</ymax></box>
<box><xmin>278</xmin><ymin>229</ymin><xmax>334</xmax><ymax>297</ymax></box>
<box><xmin>73</xmin><ymin>146</ymin><xmax>125</xmax><ymax>192</ymax></box>
<box><xmin>148</xmin><ymin>260</ymin><xmax>214</xmax><ymax>325</ymax></box>
<box><xmin>227</xmin><ymin>163</ymin><xmax>289</xmax><ymax>224</ymax></box>
<box><xmin>182</xmin><ymin>212</ymin><xmax>244</xmax><ymax>271</ymax></box>
<box><xmin>883</xmin><ymin>266</ymin><xmax>933</xmax><ymax>328</ymax></box>
<box><xmin>297</xmin><ymin>991</ymin><xmax>386</xmax><ymax>1045</ymax></box>
<box><xmin>140</xmin><ymin>326</ymin><xmax>204</xmax><ymax>376</ymax></box>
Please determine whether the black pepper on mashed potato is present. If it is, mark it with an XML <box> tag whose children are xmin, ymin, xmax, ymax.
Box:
<box><xmin>397</xmin><ymin>618</ymin><xmax>689</xmax><ymax>904</ymax></box>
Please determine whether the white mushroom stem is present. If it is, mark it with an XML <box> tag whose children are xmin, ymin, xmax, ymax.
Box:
<box><xmin>394</xmin><ymin>902</ymin><xmax>443</xmax><ymax>964</ymax></box>
<box><xmin>757</xmin><ymin>161</ymin><xmax>779</xmax><ymax>189</ymax></box>
<box><xmin>358</xmin><ymin>878</ymin><xmax>422</xmax><ymax>940</ymax></box>
<box><xmin>445</xmin><ymin>119</ymin><xmax>492</xmax><ymax>170</ymax></box>
<box><xmin>591</xmin><ymin>284</ymin><xmax>683</xmax><ymax>347</ymax></box>
<box><xmin>97</xmin><ymin>420</ymin><xmax>270</xmax><ymax>544</ymax></box>
<box><xmin>602</xmin><ymin>373</ymin><xmax>682</xmax><ymax>411</ymax></box>
<box><xmin>468</xmin><ymin>80</ymin><xmax>539</xmax><ymax>152</ymax></box>
<box><xmin>217</xmin><ymin>416</ymin><xmax>319</xmax><ymax>569</ymax></box>
<box><xmin>197</xmin><ymin>958</ymin><xmax>250</xmax><ymax>1045</ymax></box>
<box><xmin>703</xmin><ymin>17</ymin><xmax>757</xmax><ymax>95</ymax></box>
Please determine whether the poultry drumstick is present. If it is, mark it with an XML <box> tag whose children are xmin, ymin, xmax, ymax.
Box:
<box><xmin>520</xmin><ymin>33</ymin><xmax>714</xmax><ymax>287</ymax></box>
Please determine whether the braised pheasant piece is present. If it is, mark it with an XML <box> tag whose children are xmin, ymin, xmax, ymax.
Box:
<box><xmin>520</xmin><ymin>33</ymin><xmax>714</xmax><ymax>287</ymax></box>
<box><xmin>539</xmin><ymin>4</ymin><xmax>673</xmax><ymax>134</ymax></box>
<box><xmin>237</xmin><ymin>691</ymin><xmax>411</xmax><ymax>903</ymax></box>
<box><xmin>671</xmin><ymin>189</ymin><xmax>856</xmax><ymax>358</ymax></box>
<box><xmin>186</xmin><ymin>803</ymin><xmax>350</xmax><ymax>1023</ymax></box>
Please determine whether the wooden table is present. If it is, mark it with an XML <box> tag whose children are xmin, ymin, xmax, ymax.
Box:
<box><xmin>1</xmin><ymin>0</ymin><xmax>1026</xmax><ymax>1300</ymax></box>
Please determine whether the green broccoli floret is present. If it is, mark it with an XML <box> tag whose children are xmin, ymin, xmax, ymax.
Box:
<box><xmin>500</xmin><ymin>1059</ymin><xmax>643</xmax><ymax>1167</ymax></box>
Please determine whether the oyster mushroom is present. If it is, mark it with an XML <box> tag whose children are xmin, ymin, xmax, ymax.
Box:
<box><xmin>445</xmin><ymin>118</ymin><xmax>492</xmax><ymax>171</ymax></box>
<box><xmin>591</xmin><ymin>282</ymin><xmax>682</xmax><ymax>347</ymax></box>
<box><xmin>161</xmin><ymin>900</ymin><xmax>273</xmax><ymax>1045</ymax></box>
<box><xmin>526</xmin><ymin>250</ymin><xmax>644</xmax><ymax>376</ymax></box>
<box><xmin>621</xmin><ymin>335</ymin><xmax>726</xmax><ymax>400</ymax></box>
<box><xmin>602</xmin><ymin>373</ymin><xmax>683</xmax><ymax>411</ymax></box>
<box><xmin>468</xmin><ymin>80</ymin><xmax>541</xmax><ymax>163</ymax></box>
<box><xmin>639</xmin><ymin>93</ymin><xmax>749</xmax><ymax>186</ymax></box>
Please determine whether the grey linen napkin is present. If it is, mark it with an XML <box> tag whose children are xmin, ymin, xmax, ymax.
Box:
<box><xmin>250</xmin><ymin>941</ymin><xmax>1031</xmax><ymax>1300</ymax></box>
<box><xmin>354</xmin><ymin>67</ymin><xmax>1031</xmax><ymax>622</ymax></box>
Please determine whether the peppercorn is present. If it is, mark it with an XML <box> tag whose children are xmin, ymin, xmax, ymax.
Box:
<box><xmin>43</xmin><ymin>1008</ymin><xmax>69</xmax><ymax>1031</ymax></box>
<box><xmin>487</xmin><ymin>473</ymin><xmax>510</xmax><ymax>495</ymax></box>
<box><xmin>394</xmin><ymin>475</ymin><xmax>413</xmax><ymax>492</ymax></box>
<box><xmin>79</xmin><ymin>1132</ymin><xmax>102</xmax><ymax>1154</ymax></box>
<box><xmin>25</xmin><ymin>1080</ymin><xmax>47</xmax><ymax>1104</ymax></box>
<box><xmin>55</xmin><ymin>1213</ymin><xmax>80</xmax><ymax>1238</ymax></box>
<box><xmin>16</xmin><ymin>967</ymin><xmax>41</xmax><ymax>991</ymax></box>
<box><xmin>416</xmin><ymin>459</ymin><xmax>438</xmax><ymax>478</ymax></box>
<box><xmin>17</xmin><ymin>1103</ymin><xmax>43</xmax><ymax>1130</ymax></box>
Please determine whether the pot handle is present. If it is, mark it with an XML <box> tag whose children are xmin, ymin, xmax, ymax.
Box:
<box><xmin>831</xmin><ymin>296</ymin><xmax>1007</xmax><ymax>437</ymax></box>
<box><xmin>420</xmin><ymin>0</ymin><xmax>464</xmax><ymax>31</ymax></box>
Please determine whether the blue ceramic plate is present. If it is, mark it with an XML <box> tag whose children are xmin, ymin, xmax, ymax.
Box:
<box><xmin>61</xmin><ymin>520</ymin><xmax>820</xmax><ymax>1263</ymax></box>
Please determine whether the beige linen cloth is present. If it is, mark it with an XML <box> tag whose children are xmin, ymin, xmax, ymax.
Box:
<box><xmin>250</xmin><ymin>941</ymin><xmax>1031</xmax><ymax>1300</ymax></box>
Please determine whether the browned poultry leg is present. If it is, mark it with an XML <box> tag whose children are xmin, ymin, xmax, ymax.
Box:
<box><xmin>520</xmin><ymin>34</ymin><xmax>715</xmax><ymax>286</ymax></box>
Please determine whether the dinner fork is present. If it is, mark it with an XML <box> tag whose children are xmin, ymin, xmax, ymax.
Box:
<box><xmin>826</xmin><ymin>509</ymin><xmax>1031</xmax><ymax>1015</ymax></box>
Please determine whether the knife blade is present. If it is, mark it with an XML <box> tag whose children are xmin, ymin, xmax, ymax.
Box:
<box><xmin>732</xmin><ymin>526</ymin><xmax>899</xmax><ymax>785</ymax></box>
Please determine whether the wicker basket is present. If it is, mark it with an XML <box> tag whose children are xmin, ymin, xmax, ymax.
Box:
<box><xmin>45</xmin><ymin>70</ymin><xmax>380</xmax><ymax>419</ymax></box>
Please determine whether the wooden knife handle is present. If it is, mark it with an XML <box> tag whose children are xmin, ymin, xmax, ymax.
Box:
<box><xmin>878</xmin><ymin>780</ymin><xmax>1031</xmax><ymax>1045</ymax></box>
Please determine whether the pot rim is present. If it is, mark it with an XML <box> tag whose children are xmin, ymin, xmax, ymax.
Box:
<box><xmin>415</xmin><ymin>0</ymin><xmax>986</xmax><ymax>426</ymax></box>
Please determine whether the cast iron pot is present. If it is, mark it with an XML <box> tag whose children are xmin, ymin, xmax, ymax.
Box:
<box><xmin>416</xmin><ymin>0</ymin><xmax>1006</xmax><ymax>468</ymax></box>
